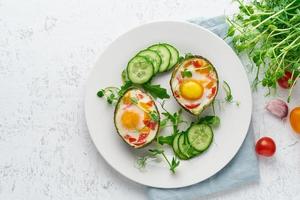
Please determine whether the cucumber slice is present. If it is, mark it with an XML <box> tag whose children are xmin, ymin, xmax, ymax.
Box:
<box><xmin>178</xmin><ymin>133</ymin><xmax>199</xmax><ymax>159</ymax></box>
<box><xmin>127</xmin><ymin>56</ymin><xmax>154</xmax><ymax>84</ymax></box>
<box><xmin>173</xmin><ymin>134</ymin><xmax>189</xmax><ymax>160</ymax></box>
<box><xmin>187</xmin><ymin>124</ymin><xmax>213</xmax><ymax>152</ymax></box>
<box><xmin>121</xmin><ymin>69</ymin><xmax>129</xmax><ymax>83</ymax></box>
<box><xmin>137</xmin><ymin>50</ymin><xmax>161</xmax><ymax>74</ymax></box>
<box><xmin>163</xmin><ymin>43</ymin><xmax>179</xmax><ymax>70</ymax></box>
<box><xmin>185</xmin><ymin>133</ymin><xmax>201</xmax><ymax>157</ymax></box>
<box><xmin>148</xmin><ymin>44</ymin><xmax>170</xmax><ymax>72</ymax></box>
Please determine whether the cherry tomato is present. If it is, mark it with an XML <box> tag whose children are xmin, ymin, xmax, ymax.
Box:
<box><xmin>277</xmin><ymin>71</ymin><xmax>293</xmax><ymax>89</ymax></box>
<box><xmin>290</xmin><ymin>107</ymin><xmax>300</xmax><ymax>134</ymax></box>
<box><xmin>255</xmin><ymin>137</ymin><xmax>276</xmax><ymax>157</ymax></box>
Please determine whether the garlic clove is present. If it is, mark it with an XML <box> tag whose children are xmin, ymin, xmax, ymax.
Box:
<box><xmin>266</xmin><ymin>99</ymin><xmax>289</xmax><ymax>119</ymax></box>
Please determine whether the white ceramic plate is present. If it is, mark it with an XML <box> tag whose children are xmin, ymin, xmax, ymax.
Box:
<box><xmin>85</xmin><ymin>21</ymin><xmax>252</xmax><ymax>188</ymax></box>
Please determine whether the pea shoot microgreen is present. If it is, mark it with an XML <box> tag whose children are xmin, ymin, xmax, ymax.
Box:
<box><xmin>222</xmin><ymin>81</ymin><xmax>240</xmax><ymax>106</ymax></box>
<box><xmin>197</xmin><ymin>116</ymin><xmax>221</xmax><ymax>128</ymax></box>
<box><xmin>223</xmin><ymin>81</ymin><xmax>233</xmax><ymax>103</ymax></box>
<box><xmin>142</xmin><ymin>83</ymin><xmax>170</xmax><ymax>100</ymax></box>
<box><xmin>96</xmin><ymin>87</ymin><xmax>120</xmax><ymax>104</ymax></box>
<box><xmin>136</xmin><ymin>149</ymin><xmax>180</xmax><ymax>173</ymax></box>
<box><xmin>226</xmin><ymin>0</ymin><xmax>300</xmax><ymax>101</ymax></box>
<box><xmin>159</xmin><ymin>101</ymin><xmax>187</xmax><ymax>133</ymax></box>
<box><xmin>97</xmin><ymin>81</ymin><xmax>170</xmax><ymax>105</ymax></box>
<box><xmin>118</xmin><ymin>81</ymin><xmax>133</xmax><ymax>96</ymax></box>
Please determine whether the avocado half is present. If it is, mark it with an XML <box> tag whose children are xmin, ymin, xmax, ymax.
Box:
<box><xmin>170</xmin><ymin>55</ymin><xmax>219</xmax><ymax>115</ymax></box>
<box><xmin>114</xmin><ymin>88</ymin><xmax>160</xmax><ymax>148</ymax></box>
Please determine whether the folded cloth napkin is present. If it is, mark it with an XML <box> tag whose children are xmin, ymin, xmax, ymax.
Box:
<box><xmin>147</xmin><ymin>16</ymin><xmax>260</xmax><ymax>200</ymax></box>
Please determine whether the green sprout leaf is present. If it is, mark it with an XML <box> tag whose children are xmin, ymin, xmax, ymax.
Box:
<box><xmin>181</xmin><ymin>69</ymin><xmax>192</xmax><ymax>78</ymax></box>
<box><xmin>118</xmin><ymin>81</ymin><xmax>133</xmax><ymax>96</ymax></box>
<box><xmin>157</xmin><ymin>135</ymin><xmax>174</xmax><ymax>146</ymax></box>
<box><xmin>97</xmin><ymin>87</ymin><xmax>120</xmax><ymax>105</ymax></box>
<box><xmin>149</xmin><ymin>111</ymin><xmax>159</xmax><ymax>122</ymax></box>
<box><xmin>97</xmin><ymin>90</ymin><xmax>104</xmax><ymax>97</ymax></box>
<box><xmin>142</xmin><ymin>83</ymin><xmax>170</xmax><ymax>100</ymax></box>
<box><xmin>160</xmin><ymin>102</ymin><xmax>186</xmax><ymax>134</ymax></box>
<box><xmin>226</xmin><ymin>0</ymin><xmax>300</xmax><ymax>101</ymax></box>
<box><xmin>170</xmin><ymin>157</ymin><xmax>180</xmax><ymax>173</ymax></box>
<box><xmin>198</xmin><ymin>116</ymin><xmax>220</xmax><ymax>128</ymax></box>
<box><xmin>130</xmin><ymin>97</ymin><xmax>138</xmax><ymax>105</ymax></box>
<box><xmin>137</xmin><ymin>149</ymin><xmax>180</xmax><ymax>173</ymax></box>
<box><xmin>185</xmin><ymin>53</ymin><xmax>194</xmax><ymax>59</ymax></box>
<box><xmin>223</xmin><ymin>81</ymin><xmax>233</xmax><ymax>103</ymax></box>
<box><xmin>227</xmin><ymin>25</ymin><xmax>235</xmax><ymax>37</ymax></box>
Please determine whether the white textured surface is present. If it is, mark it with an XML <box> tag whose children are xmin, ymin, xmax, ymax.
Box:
<box><xmin>0</xmin><ymin>0</ymin><xmax>299</xmax><ymax>199</ymax></box>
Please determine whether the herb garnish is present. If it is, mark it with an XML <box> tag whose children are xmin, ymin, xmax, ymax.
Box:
<box><xmin>181</xmin><ymin>69</ymin><xmax>192</xmax><ymax>78</ymax></box>
<box><xmin>118</xmin><ymin>81</ymin><xmax>133</xmax><ymax>96</ymax></box>
<box><xmin>149</xmin><ymin>111</ymin><xmax>159</xmax><ymax>122</ymax></box>
<box><xmin>130</xmin><ymin>97</ymin><xmax>138</xmax><ymax>105</ymax></box>
<box><xmin>136</xmin><ymin>149</ymin><xmax>180</xmax><ymax>173</ymax></box>
<box><xmin>160</xmin><ymin>101</ymin><xmax>186</xmax><ymax>133</ymax></box>
<box><xmin>97</xmin><ymin>81</ymin><xmax>170</xmax><ymax>105</ymax></box>
<box><xmin>142</xmin><ymin>83</ymin><xmax>170</xmax><ymax>100</ymax></box>
<box><xmin>96</xmin><ymin>87</ymin><xmax>120</xmax><ymax>104</ymax></box>
<box><xmin>222</xmin><ymin>81</ymin><xmax>240</xmax><ymax>106</ymax></box>
<box><xmin>157</xmin><ymin>102</ymin><xmax>187</xmax><ymax>146</ymax></box>
<box><xmin>197</xmin><ymin>116</ymin><xmax>221</xmax><ymax>128</ymax></box>
<box><xmin>223</xmin><ymin>81</ymin><xmax>233</xmax><ymax>103</ymax></box>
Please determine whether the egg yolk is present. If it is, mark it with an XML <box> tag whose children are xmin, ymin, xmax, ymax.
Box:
<box><xmin>179</xmin><ymin>80</ymin><xmax>204</xmax><ymax>100</ymax></box>
<box><xmin>121</xmin><ymin>110</ymin><xmax>140</xmax><ymax>130</ymax></box>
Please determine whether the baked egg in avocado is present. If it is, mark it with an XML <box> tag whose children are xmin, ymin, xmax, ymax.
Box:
<box><xmin>170</xmin><ymin>55</ymin><xmax>218</xmax><ymax>115</ymax></box>
<box><xmin>114</xmin><ymin>88</ymin><xmax>160</xmax><ymax>148</ymax></box>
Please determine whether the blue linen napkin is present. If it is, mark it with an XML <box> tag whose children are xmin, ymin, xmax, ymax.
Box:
<box><xmin>147</xmin><ymin>16</ymin><xmax>260</xmax><ymax>200</ymax></box>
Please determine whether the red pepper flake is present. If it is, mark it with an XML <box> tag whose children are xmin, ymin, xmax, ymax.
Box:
<box><xmin>192</xmin><ymin>60</ymin><xmax>202</xmax><ymax>68</ymax></box>
<box><xmin>148</xmin><ymin>121</ymin><xmax>157</xmax><ymax>130</ymax></box>
<box><xmin>128</xmin><ymin>137</ymin><xmax>137</xmax><ymax>143</ymax></box>
<box><xmin>124</xmin><ymin>135</ymin><xmax>136</xmax><ymax>143</ymax></box>
<box><xmin>133</xmin><ymin>132</ymin><xmax>149</xmax><ymax>146</ymax></box>
<box><xmin>133</xmin><ymin>141</ymin><xmax>146</xmax><ymax>146</ymax></box>
<box><xmin>176</xmin><ymin>76</ymin><xmax>183</xmax><ymax>84</ymax></box>
<box><xmin>183</xmin><ymin>60</ymin><xmax>193</xmax><ymax>68</ymax></box>
<box><xmin>208</xmin><ymin>86</ymin><xmax>217</xmax><ymax>98</ymax></box>
<box><xmin>211</xmin><ymin>86</ymin><xmax>217</xmax><ymax>95</ymax></box>
<box><xmin>207</xmin><ymin>74</ymin><xmax>216</xmax><ymax>82</ymax></box>
<box><xmin>185</xmin><ymin>103</ymin><xmax>200</xmax><ymax>109</ymax></box>
<box><xmin>143</xmin><ymin>119</ymin><xmax>149</xmax><ymax>126</ymax></box>
<box><xmin>137</xmin><ymin>93</ymin><xmax>144</xmax><ymax>99</ymax></box>
<box><xmin>174</xmin><ymin>90</ymin><xmax>180</xmax><ymax>98</ymax></box>
<box><xmin>146</xmin><ymin>101</ymin><xmax>153</xmax><ymax>107</ymax></box>
<box><xmin>137</xmin><ymin>133</ymin><xmax>148</xmax><ymax>142</ymax></box>
<box><xmin>143</xmin><ymin>119</ymin><xmax>157</xmax><ymax>130</ymax></box>
<box><xmin>122</xmin><ymin>104</ymin><xmax>132</xmax><ymax>110</ymax></box>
